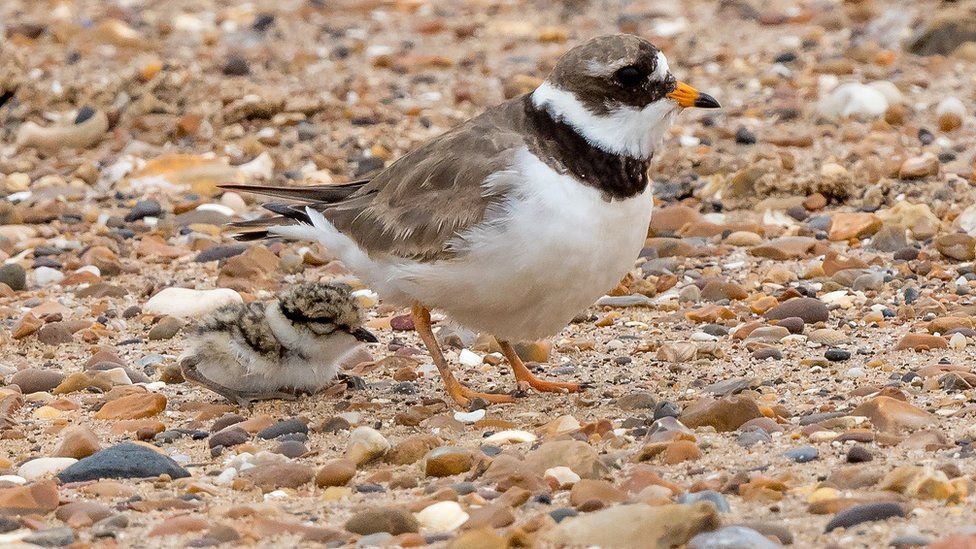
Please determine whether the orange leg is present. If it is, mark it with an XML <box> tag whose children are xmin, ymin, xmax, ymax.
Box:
<box><xmin>411</xmin><ymin>303</ymin><xmax>514</xmax><ymax>408</ymax></box>
<box><xmin>498</xmin><ymin>340</ymin><xmax>583</xmax><ymax>394</ymax></box>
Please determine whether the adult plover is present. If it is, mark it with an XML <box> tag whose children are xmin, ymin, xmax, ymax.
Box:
<box><xmin>224</xmin><ymin>34</ymin><xmax>719</xmax><ymax>408</ymax></box>
<box><xmin>180</xmin><ymin>282</ymin><xmax>377</xmax><ymax>405</ymax></box>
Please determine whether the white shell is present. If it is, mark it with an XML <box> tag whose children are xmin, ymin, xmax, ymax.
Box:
<box><xmin>415</xmin><ymin>501</ymin><xmax>469</xmax><ymax>532</ymax></box>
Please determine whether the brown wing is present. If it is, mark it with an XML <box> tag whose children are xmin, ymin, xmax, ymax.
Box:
<box><xmin>226</xmin><ymin>97</ymin><xmax>531</xmax><ymax>261</ymax></box>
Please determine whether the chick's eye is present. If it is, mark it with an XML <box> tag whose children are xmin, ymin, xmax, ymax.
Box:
<box><xmin>614</xmin><ymin>66</ymin><xmax>644</xmax><ymax>87</ymax></box>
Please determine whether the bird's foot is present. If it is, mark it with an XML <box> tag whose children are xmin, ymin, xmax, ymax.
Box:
<box><xmin>515</xmin><ymin>376</ymin><xmax>585</xmax><ymax>394</ymax></box>
<box><xmin>498</xmin><ymin>340</ymin><xmax>587</xmax><ymax>396</ymax></box>
<box><xmin>447</xmin><ymin>379</ymin><xmax>515</xmax><ymax>409</ymax></box>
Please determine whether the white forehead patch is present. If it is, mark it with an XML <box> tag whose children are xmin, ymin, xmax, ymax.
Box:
<box><xmin>651</xmin><ymin>51</ymin><xmax>670</xmax><ymax>80</ymax></box>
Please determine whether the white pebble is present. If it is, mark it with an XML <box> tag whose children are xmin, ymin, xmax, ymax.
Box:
<box><xmin>144</xmin><ymin>287</ymin><xmax>242</xmax><ymax>318</ymax></box>
<box><xmin>239</xmin><ymin>151</ymin><xmax>274</xmax><ymax>180</ymax></box>
<box><xmin>18</xmin><ymin>457</ymin><xmax>77</xmax><ymax>480</ymax></box>
<box><xmin>818</xmin><ymin>82</ymin><xmax>888</xmax><ymax>119</ymax></box>
<box><xmin>76</xmin><ymin>265</ymin><xmax>100</xmax><ymax>276</ymax></box>
<box><xmin>415</xmin><ymin>501</ymin><xmax>469</xmax><ymax>532</ymax></box>
<box><xmin>215</xmin><ymin>467</ymin><xmax>238</xmax><ymax>485</ymax></box>
<box><xmin>196</xmin><ymin>203</ymin><xmax>236</xmax><ymax>217</ymax></box>
<box><xmin>544</xmin><ymin>466</ymin><xmax>581</xmax><ymax>488</ymax></box>
<box><xmin>0</xmin><ymin>475</ymin><xmax>26</xmax><ymax>485</ymax></box>
<box><xmin>950</xmin><ymin>332</ymin><xmax>967</xmax><ymax>351</ymax></box>
<box><xmin>936</xmin><ymin>96</ymin><xmax>966</xmax><ymax>119</ymax></box>
<box><xmin>457</xmin><ymin>349</ymin><xmax>483</xmax><ymax>367</ymax></box>
<box><xmin>484</xmin><ymin>430</ymin><xmax>537</xmax><ymax>445</ymax></box>
<box><xmin>453</xmin><ymin>409</ymin><xmax>485</xmax><ymax>424</ymax></box>
<box><xmin>33</xmin><ymin>266</ymin><xmax>64</xmax><ymax>287</ymax></box>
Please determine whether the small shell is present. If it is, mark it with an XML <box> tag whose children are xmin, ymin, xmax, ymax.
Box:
<box><xmin>484</xmin><ymin>430</ymin><xmax>537</xmax><ymax>445</ymax></box>
<box><xmin>656</xmin><ymin>342</ymin><xmax>697</xmax><ymax>363</ymax></box>
<box><xmin>808</xmin><ymin>328</ymin><xmax>849</xmax><ymax>346</ymax></box>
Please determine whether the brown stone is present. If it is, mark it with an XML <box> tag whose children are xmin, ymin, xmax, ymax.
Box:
<box><xmin>424</xmin><ymin>447</ymin><xmax>474</xmax><ymax>477</ymax></box>
<box><xmin>829</xmin><ymin>212</ymin><xmax>882</xmax><ymax>241</ymax></box>
<box><xmin>95</xmin><ymin>392</ymin><xmax>167</xmax><ymax>419</ymax></box>
<box><xmin>852</xmin><ymin>396</ymin><xmax>936</xmax><ymax>434</ymax></box>
<box><xmin>680</xmin><ymin>396</ymin><xmax>763</xmax><ymax>432</ymax></box>
<box><xmin>54</xmin><ymin>426</ymin><xmax>101</xmax><ymax>459</ymax></box>
<box><xmin>315</xmin><ymin>459</ymin><xmax>356</xmax><ymax>488</ymax></box>
<box><xmin>935</xmin><ymin>234</ymin><xmax>976</xmax><ymax>261</ymax></box>
<box><xmin>149</xmin><ymin>515</ymin><xmax>209</xmax><ymax>537</ymax></box>
<box><xmin>387</xmin><ymin>434</ymin><xmax>441</xmax><ymax>466</ymax></box>
<box><xmin>895</xmin><ymin>333</ymin><xmax>949</xmax><ymax>351</ymax></box>
<box><xmin>241</xmin><ymin>463</ymin><xmax>315</xmax><ymax>491</ymax></box>
<box><xmin>569</xmin><ymin>479</ymin><xmax>628</xmax><ymax>508</ymax></box>
<box><xmin>0</xmin><ymin>479</ymin><xmax>59</xmax><ymax>515</ymax></box>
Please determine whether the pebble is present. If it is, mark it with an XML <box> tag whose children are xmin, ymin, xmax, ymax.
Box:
<box><xmin>825</xmin><ymin>502</ymin><xmax>905</xmax><ymax>532</ymax></box>
<box><xmin>523</xmin><ymin>440</ymin><xmax>609</xmax><ymax>479</ymax></box>
<box><xmin>240</xmin><ymin>462</ymin><xmax>315</xmax><ymax>491</ymax></box>
<box><xmin>0</xmin><ymin>263</ymin><xmax>26</xmax><ymax>291</ymax></box>
<box><xmin>11</xmin><ymin>368</ymin><xmax>65</xmax><ymax>393</ymax></box>
<box><xmin>824</xmin><ymin>349</ymin><xmax>851</xmax><ymax>362</ymax></box>
<box><xmin>483</xmin><ymin>430</ymin><xmax>536</xmax><ymax>445</ymax></box>
<box><xmin>346</xmin><ymin>426</ymin><xmax>391</xmax><ymax>465</ymax></box>
<box><xmin>18</xmin><ymin>457</ymin><xmax>78</xmax><ymax>480</ymax></box>
<box><xmin>125</xmin><ymin>199</ymin><xmax>162</xmax><ymax>222</ymax></box>
<box><xmin>316</xmin><ymin>458</ymin><xmax>356</xmax><ymax>487</ymax></box>
<box><xmin>94</xmin><ymin>392</ymin><xmax>167</xmax><ymax>419</ymax></box>
<box><xmin>345</xmin><ymin>507</ymin><xmax>418</xmax><ymax>536</ymax></box>
<box><xmin>58</xmin><ymin>443</ymin><xmax>190</xmax><ymax>482</ymax></box>
<box><xmin>147</xmin><ymin>316</ymin><xmax>183</xmax><ymax>340</ymax></box>
<box><xmin>144</xmin><ymin>287</ymin><xmax>243</xmax><ymax>318</ymax></box>
<box><xmin>677</xmin><ymin>490</ymin><xmax>731</xmax><ymax>512</ymax></box>
<box><xmin>688</xmin><ymin>525</ymin><xmax>782</xmax><ymax>549</ymax></box>
<box><xmin>818</xmin><ymin>82</ymin><xmax>889</xmax><ymax>119</ymax></box>
<box><xmin>546</xmin><ymin>502</ymin><xmax>720</xmax><ymax>547</ymax></box>
<box><xmin>424</xmin><ymin>447</ymin><xmax>474</xmax><ymax>477</ymax></box>
<box><xmin>415</xmin><ymin>500</ymin><xmax>469</xmax><ymax>532</ymax></box>
<box><xmin>33</xmin><ymin>266</ymin><xmax>64</xmax><ymax>286</ymax></box>
<box><xmin>765</xmin><ymin>297</ymin><xmax>829</xmax><ymax>323</ymax></box>
<box><xmin>783</xmin><ymin>446</ymin><xmax>819</xmax><ymax>463</ymax></box>
<box><xmin>23</xmin><ymin>527</ymin><xmax>75</xmax><ymax>547</ymax></box>
<box><xmin>54</xmin><ymin>426</ymin><xmax>101</xmax><ymax>458</ymax></box>
<box><xmin>258</xmin><ymin>418</ymin><xmax>308</xmax><ymax>439</ymax></box>
<box><xmin>679</xmin><ymin>396</ymin><xmax>763</xmax><ymax>432</ymax></box>
<box><xmin>274</xmin><ymin>440</ymin><xmax>307</xmax><ymax>458</ymax></box>
<box><xmin>209</xmin><ymin>427</ymin><xmax>250</xmax><ymax>448</ymax></box>
<box><xmin>616</xmin><ymin>391</ymin><xmax>657</xmax><ymax>409</ymax></box>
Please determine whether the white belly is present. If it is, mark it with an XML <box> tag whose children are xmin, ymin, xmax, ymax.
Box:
<box><xmin>398</xmin><ymin>149</ymin><xmax>653</xmax><ymax>340</ymax></box>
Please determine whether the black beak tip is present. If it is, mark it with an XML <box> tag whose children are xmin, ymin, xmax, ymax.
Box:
<box><xmin>352</xmin><ymin>327</ymin><xmax>379</xmax><ymax>343</ymax></box>
<box><xmin>694</xmin><ymin>93</ymin><xmax>721</xmax><ymax>109</ymax></box>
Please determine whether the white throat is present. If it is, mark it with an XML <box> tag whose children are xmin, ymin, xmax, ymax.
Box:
<box><xmin>531</xmin><ymin>81</ymin><xmax>679</xmax><ymax>160</ymax></box>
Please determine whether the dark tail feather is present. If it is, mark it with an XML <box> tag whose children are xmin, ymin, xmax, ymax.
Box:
<box><xmin>263</xmin><ymin>202</ymin><xmax>312</xmax><ymax>224</ymax></box>
<box><xmin>224</xmin><ymin>202</ymin><xmax>319</xmax><ymax>242</ymax></box>
<box><xmin>219</xmin><ymin>181</ymin><xmax>368</xmax><ymax>204</ymax></box>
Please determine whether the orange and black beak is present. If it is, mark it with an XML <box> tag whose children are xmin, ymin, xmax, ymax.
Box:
<box><xmin>667</xmin><ymin>82</ymin><xmax>721</xmax><ymax>109</ymax></box>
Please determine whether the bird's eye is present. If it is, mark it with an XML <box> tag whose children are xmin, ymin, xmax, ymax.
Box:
<box><xmin>614</xmin><ymin>65</ymin><xmax>645</xmax><ymax>87</ymax></box>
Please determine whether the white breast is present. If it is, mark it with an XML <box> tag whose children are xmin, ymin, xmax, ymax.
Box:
<box><xmin>396</xmin><ymin>148</ymin><xmax>653</xmax><ymax>340</ymax></box>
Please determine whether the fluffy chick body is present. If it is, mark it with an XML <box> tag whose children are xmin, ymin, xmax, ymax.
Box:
<box><xmin>181</xmin><ymin>282</ymin><xmax>375</xmax><ymax>402</ymax></box>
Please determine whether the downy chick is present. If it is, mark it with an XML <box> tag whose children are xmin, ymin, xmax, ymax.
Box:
<box><xmin>180</xmin><ymin>282</ymin><xmax>377</xmax><ymax>405</ymax></box>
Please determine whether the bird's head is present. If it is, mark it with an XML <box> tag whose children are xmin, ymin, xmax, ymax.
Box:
<box><xmin>532</xmin><ymin>34</ymin><xmax>720</xmax><ymax>160</ymax></box>
<box><xmin>278</xmin><ymin>282</ymin><xmax>377</xmax><ymax>342</ymax></box>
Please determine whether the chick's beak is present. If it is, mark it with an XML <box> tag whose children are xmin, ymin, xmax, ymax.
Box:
<box><xmin>350</xmin><ymin>326</ymin><xmax>378</xmax><ymax>343</ymax></box>
<box><xmin>668</xmin><ymin>81</ymin><xmax>721</xmax><ymax>109</ymax></box>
